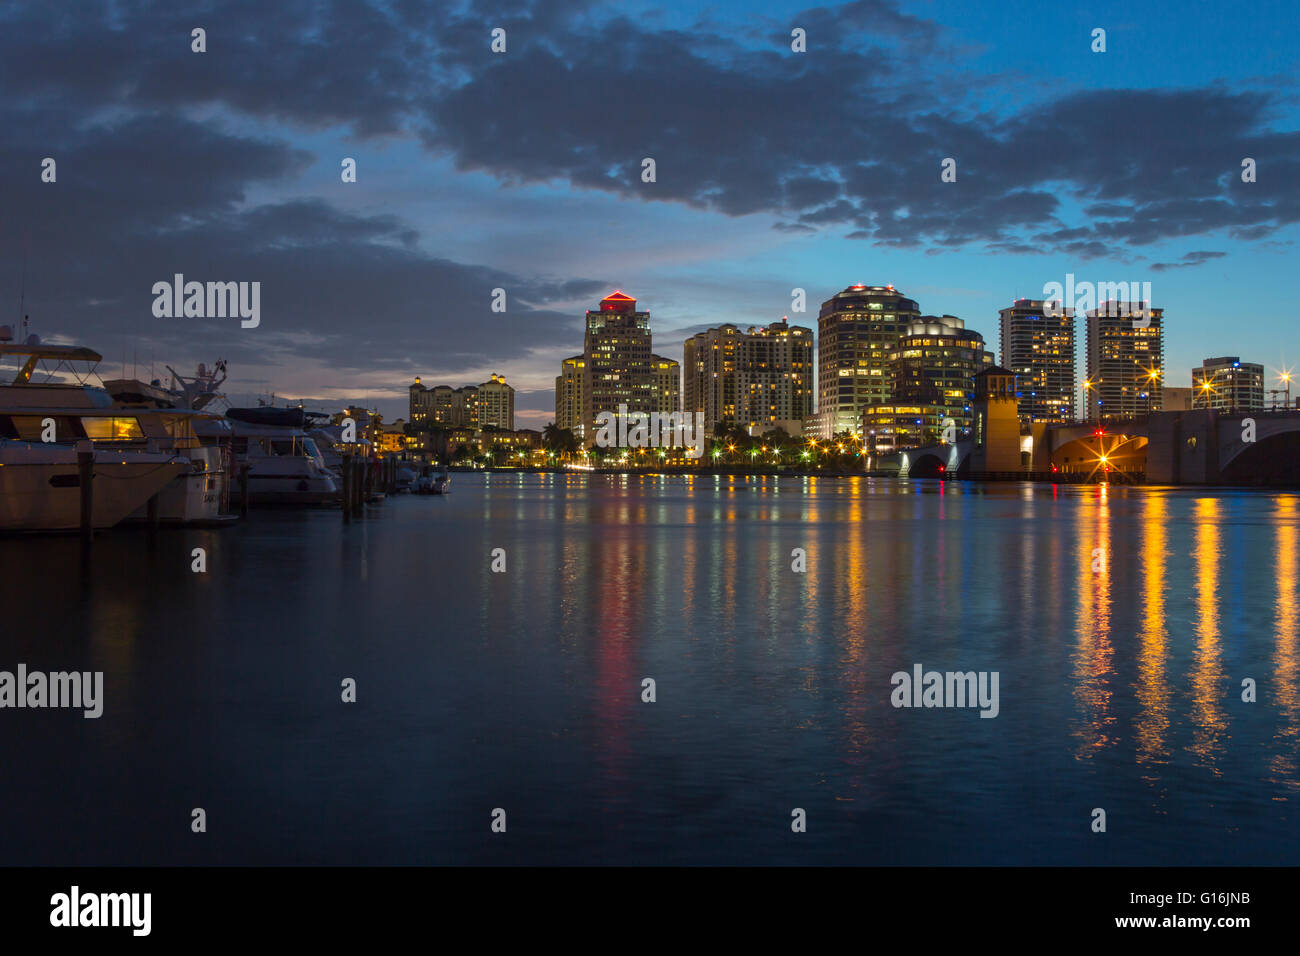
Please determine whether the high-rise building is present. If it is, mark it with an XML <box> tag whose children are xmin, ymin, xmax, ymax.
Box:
<box><xmin>1193</xmin><ymin>357</ymin><xmax>1264</xmax><ymax>411</ymax></box>
<box><xmin>579</xmin><ymin>291</ymin><xmax>653</xmax><ymax>440</ymax></box>
<box><xmin>409</xmin><ymin>375</ymin><xmax>514</xmax><ymax>429</ymax></box>
<box><xmin>1084</xmin><ymin>302</ymin><xmax>1164</xmax><ymax>422</ymax></box>
<box><xmin>555</xmin><ymin>355</ymin><xmax>586</xmax><ymax>436</ymax></box>
<box><xmin>999</xmin><ymin>298</ymin><xmax>1076</xmax><ymax>423</ymax></box>
<box><xmin>477</xmin><ymin>373</ymin><xmax>515</xmax><ymax>430</ymax></box>
<box><xmin>817</xmin><ymin>284</ymin><xmax>922</xmax><ymax>438</ymax></box>
<box><xmin>860</xmin><ymin>315</ymin><xmax>993</xmax><ymax>450</ymax></box>
<box><xmin>735</xmin><ymin>319</ymin><xmax>813</xmax><ymax>434</ymax></box>
<box><xmin>651</xmin><ymin>355</ymin><xmax>680</xmax><ymax>415</ymax></box>
<box><xmin>683</xmin><ymin>324</ymin><xmax>742</xmax><ymax>430</ymax></box>
<box><xmin>410</xmin><ymin>380</ymin><xmax>477</xmax><ymax>427</ymax></box>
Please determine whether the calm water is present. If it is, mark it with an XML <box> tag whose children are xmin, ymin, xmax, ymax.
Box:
<box><xmin>2</xmin><ymin>474</ymin><xmax>1298</xmax><ymax>865</ymax></box>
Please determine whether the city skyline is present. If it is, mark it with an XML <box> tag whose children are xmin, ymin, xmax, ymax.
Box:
<box><xmin>5</xmin><ymin>1</ymin><xmax>1299</xmax><ymax>429</ymax></box>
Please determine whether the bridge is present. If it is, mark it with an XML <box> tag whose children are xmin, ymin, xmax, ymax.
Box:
<box><xmin>868</xmin><ymin>409</ymin><xmax>1300</xmax><ymax>485</ymax></box>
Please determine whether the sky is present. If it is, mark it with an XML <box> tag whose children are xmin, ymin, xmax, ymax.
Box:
<box><xmin>3</xmin><ymin>0</ymin><xmax>1299</xmax><ymax>427</ymax></box>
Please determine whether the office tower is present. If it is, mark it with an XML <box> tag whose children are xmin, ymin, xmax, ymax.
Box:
<box><xmin>1192</xmin><ymin>357</ymin><xmax>1264</xmax><ymax>411</ymax></box>
<box><xmin>581</xmin><ymin>291</ymin><xmax>653</xmax><ymax>438</ymax></box>
<box><xmin>735</xmin><ymin>319</ymin><xmax>814</xmax><ymax>434</ymax></box>
<box><xmin>683</xmin><ymin>324</ymin><xmax>742</xmax><ymax>430</ymax></box>
<box><xmin>555</xmin><ymin>355</ymin><xmax>586</xmax><ymax>436</ymax></box>
<box><xmin>999</xmin><ymin>298</ymin><xmax>1076</xmax><ymax>423</ymax></box>
<box><xmin>652</xmin><ymin>355</ymin><xmax>680</xmax><ymax>414</ymax></box>
<box><xmin>861</xmin><ymin>315</ymin><xmax>993</xmax><ymax>450</ymax></box>
<box><xmin>1084</xmin><ymin>302</ymin><xmax>1164</xmax><ymax>422</ymax></box>
<box><xmin>817</xmin><ymin>284</ymin><xmax>922</xmax><ymax>438</ymax></box>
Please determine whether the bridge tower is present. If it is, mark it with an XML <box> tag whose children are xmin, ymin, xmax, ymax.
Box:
<box><xmin>970</xmin><ymin>366</ymin><xmax>1022</xmax><ymax>476</ymax></box>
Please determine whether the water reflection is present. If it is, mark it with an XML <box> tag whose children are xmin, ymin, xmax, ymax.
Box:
<box><xmin>1072</xmin><ymin>488</ymin><xmax>1115</xmax><ymax>758</ymax></box>
<box><xmin>1134</xmin><ymin>496</ymin><xmax>1171</xmax><ymax>776</ymax></box>
<box><xmin>1270</xmin><ymin>498</ymin><xmax>1299</xmax><ymax>793</ymax></box>
<box><xmin>1188</xmin><ymin>497</ymin><xmax>1227</xmax><ymax>773</ymax></box>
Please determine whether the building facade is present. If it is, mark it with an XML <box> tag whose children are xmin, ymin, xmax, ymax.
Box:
<box><xmin>861</xmin><ymin>315</ymin><xmax>993</xmax><ymax>450</ymax></box>
<box><xmin>999</xmin><ymin>299</ymin><xmax>1076</xmax><ymax>423</ymax></box>
<box><xmin>1162</xmin><ymin>386</ymin><xmax>1193</xmax><ymax>411</ymax></box>
<box><xmin>1192</xmin><ymin>357</ymin><xmax>1264</xmax><ymax>411</ymax></box>
<box><xmin>555</xmin><ymin>355</ymin><xmax>586</xmax><ymax>437</ymax></box>
<box><xmin>735</xmin><ymin>319</ymin><xmax>813</xmax><ymax>434</ymax></box>
<box><xmin>410</xmin><ymin>374</ymin><xmax>514</xmax><ymax>429</ymax></box>
<box><xmin>682</xmin><ymin>324</ymin><xmax>742</xmax><ymax>431</ymax></box>
<box><xmin>816</xmin><ymin>284</ymin><xmax>922</xmax><ymax>438</ymax></box>
<box><xmin>477</xmin><ymin>373</ymin><xmax>515</xmax><ymax>430</ymax></box>
<box><xmin>651</xmin><ymin>354</ymin><xmax>680</xmax><ymax>415</ymax></box>
<box><xmin>581</xmin><ymin>291</ymin><xmax>654</xmax><ymax>439</ymax></box>
<box><xmin>1084</xmin><ymin>303</ymin><xmax>1164</xmax><ymax>422</ymax></box>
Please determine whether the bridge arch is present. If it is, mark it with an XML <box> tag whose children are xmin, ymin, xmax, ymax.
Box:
<box><xmin>1220</xmin><ymin>429</ymin><xmax>1300</xmax><ymax>485</ymax></box>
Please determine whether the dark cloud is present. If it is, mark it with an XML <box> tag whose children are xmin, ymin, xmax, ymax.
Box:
<box><xmin>1151</xmin><ymin>250</ymin><xmax>1228</xmax><ymax>271</ymax></box>
<box><xmin>0</xmin><ymin>0</ymin><xmax>1294</xmax><ymax>414</ymax></box>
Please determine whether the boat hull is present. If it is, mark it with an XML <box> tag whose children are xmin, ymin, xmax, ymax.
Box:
<box><xmin>0</xmin><ymin>443</ymin><xmax>189</xmax><ymax>532</ymax></box>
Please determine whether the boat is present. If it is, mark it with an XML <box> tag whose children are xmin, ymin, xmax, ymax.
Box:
<box><xmin>0</xmin><ymin>333</ymin><xmax>222</xmax><ymax>530</ymax></box>
<box><xmin>0</xmin><ymin>440</ymin><xmax>188</xmax><ymax>532</ymax></box>
<box><xmin>414</xmin><ymin>466</ymin><xmax>449</xmax><ymax>495</ymax></box>
<box><xmin>224</xmin><ymin>407</ymin><xmax>340</xmax><ymax>506</ymax></box>
<box><xmin>105</xmin><ymin>372</ymin><xmax>236</xmax><ymax>525</ymax></box>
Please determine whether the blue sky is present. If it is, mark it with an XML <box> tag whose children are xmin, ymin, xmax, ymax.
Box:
<box><xmin>4</xmin><ymin>0</ymin><xmax>1298</xmax><ymax>424</ymax></box>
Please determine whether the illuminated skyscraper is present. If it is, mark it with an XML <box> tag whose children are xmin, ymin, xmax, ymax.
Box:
<box><xmin>1084</xmin><ymin>302</ymin><xmax>1164</xmax><ymax>422</ymax></box>
<box><xmin>1192</xmin><ymin>356</ymin><xmax>1264</xmax><ymax>411</ymax></box>
<box><xmin>999</xmin><ymin>299</ymin><xmax>1075</xmax><ymax>423</ymax></box>
<box><xmin>683</xmin><ymin>324</ymin><xmax>741</xmax><ymax>430</ymax></box>
<box><xmin>652</xmin><ymin>354</ymin><xmax>680</xmax><ymax>414</ymax></box>
<box><xmin>578</xmin><ymin>291</ymin><xmax>653</xmax><ymax>440</ymax></box>
<box><xmin>555</xmin><ymin>355</ymin><xmax>586</xmax><ymax>436</ymax></box>
<box><xmin>816</xmin><ymin>284</ymin><xmax>921</xmax><ymax>438</ymax></box>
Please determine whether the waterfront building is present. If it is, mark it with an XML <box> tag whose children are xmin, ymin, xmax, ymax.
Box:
<box><xmin>682</xmin><ymin>324</ymin><xmax>742</xmax><ymax>431</ymax></box>
<box><xmin>555</xmin><ymin>356</ymin><xmax>586</xmax><ymax>437</ymax></box>
<box><xmin>998</xmin><ymin>298</ymin><xmax>1076</xmax><ymax>423</ymax></box>
<box><xmin>581</xmin><ymin>291</ymin><xmax>654</xmax><ymax>440</ymax></box>
<box><xmin>652</xmin><ymin>354</ymin><xmax>680</xmax><ymax>415</ymax></box>
<box><xmin>969</xmin><ymin>366</ymin><xmax>1022</xmax><ymax>474</ymax></box>
<box><xmin>409</xmin><ymin>374</ymin><xmax>514</xmax><ymax>430</ymax></box>
<box><xmin>816</xmin><ymin>284</ymin><xmax>922</xmax><ymax>438</ymax></box>
<box><xmin>735</xmin><ymin>319</ymin><xmax>813</xmax><ymax>435</ymax></box>
<box><xmin>477</xmin><ymin>373</ymin><xmax>515</xmax><ymax>430</ymax></box>
<box><xmin>1192</xmin><ymin>357</ymin><xmax>1264</xmax><ymax>411</ymax></box>
<box><xmin>1084</xmin><ymin>302</ymin><xmax>1164</xmax><ymax>422</ymax></box>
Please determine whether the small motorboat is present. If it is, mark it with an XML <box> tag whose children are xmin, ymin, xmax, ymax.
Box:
<box><xmin>415</xmin><ymin>467</ymin><xmax>450</xmax><ymax>495</ymax></box>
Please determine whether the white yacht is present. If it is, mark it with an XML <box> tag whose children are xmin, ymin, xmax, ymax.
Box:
<box><xmin>0</xmin><ymin>334</ymin><xmax>228</xmax><ymax>529</ymax></box>
<box><xmin>0</xmin><ymin>440</ymin><xmax>187</xmax><ymax>532</ymax></box>
<box><xmin>225</xmin><ymin>407</ymin><xmax>340</xmax><ymax>506</ymax></box>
